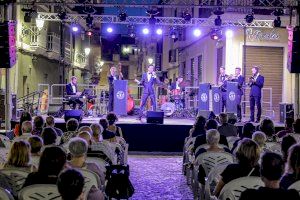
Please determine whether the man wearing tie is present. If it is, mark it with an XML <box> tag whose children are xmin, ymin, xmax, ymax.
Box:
<box><xmin>135</xmin><ymin>65</ymin><xmax>160</xmax><ymax>120</ymax></box>
<box><xmin>249</xmin><ymin>66</ymin><xmax>264</xmax><ymax>123</ymax></box>
<box><xmin>66</xmin><ymin>76</ymin><xmax>83</xmax><ymax>109</ymax></box>
<box><xmin>108</xmin><ymin>63</ymin><xmax>123</xmax><ymax>112</ymax></box>
<box><xmin>218</xmin><ymin>67</ymin><xmax>229</xmax><ymax>112</ymax></box>
<box><xmin>231</xmin><ymin>67</ymin><xmax>245</xmax><ymax>122</ymax></box>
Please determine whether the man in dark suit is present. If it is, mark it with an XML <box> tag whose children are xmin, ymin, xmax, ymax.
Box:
<box><xmin>231</xmin><ymin>67</ymin><xmax>245</xmax><ymax>122</ymax></box>
<box><xmin>218</xmin><ymin>67</ymin><xmax>229</xmax><ymax>112</ymax></box>
<box><xmin>107</xmin><ymin>63</ymin><xmax>123</xmax><ymax>112</ymax></box>
<box><xmin>66</xmin><ymin>76</ymin><xmax>83</xmax><ymax>109</ymax></box>
<box><xmin>217</xmin><ymin>113</ymin><xmax>238</xmax><ymax>137</ymax></box>
<box><xmin>249</xmin><ymin>66</ymin><xmax>264</xmax><ymax>123</ymax></box>
<box><xmin>135</xmin><ymin>65</ymin><xmax>161</xmax><ymax>120</ymax></box>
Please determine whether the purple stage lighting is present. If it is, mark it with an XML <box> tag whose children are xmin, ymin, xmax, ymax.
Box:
<box><xmin>193</xmin><ymin>29</ymin><xmax>201</xmax><ymax>37</ymax></box>
<box><xmin>107</xmin><ymin>27</ymin><xmax>113</xmax><ymax>33</ymax></box>
<box><xmin>225</xmin><ymin>30</ymin><xmax>233</xmax><ymax>38</ymax></box>
<box><xmin>156</xmin><ymin>28</ymin><xmax>163</xmax><ymax>35</ymax></box>
<box><xmin>142</xmin><ymin>28</ymin><xmax>150</xmax><ymax>35</ymax></box>
<box><xmin>72</xmin><ymin>26</ymin><xmax>79</xmax><ymax>32</ymax></box>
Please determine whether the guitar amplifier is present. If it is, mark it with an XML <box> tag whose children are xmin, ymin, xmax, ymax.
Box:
<box><xmin>279</xmin><ymin>103</ymin><xmax>294</xmax><ymax>123</ymax></box>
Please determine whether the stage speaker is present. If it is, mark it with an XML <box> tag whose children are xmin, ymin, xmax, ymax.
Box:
<box><xmin>146</xmin><ymin>111</ymin><xmax>164</xmax><ymax>124</ymax></box>
<box><xmin>64</xmin><ymin>110</ymin><xmax>83</xmax><ymax>123</ymax></box>
<box><xmin>197</xmin><ymin>110</ymin><xmax>216</xmax><ymax>120</ymax></box>
<box><xmin>227</xmin><ymin>112</ymin><xmax>237</xmax><ymax>124</ymax></box>
<box><xmin>280</xmin><ymin>103</ymin><xmax>294</xmax><ymax>123</ymax></box>
<box><xmin>0</xmin><ymin>21</ymin><xmax>16</xmax><ymax>68</ymax></box>
<box><xmin>48</xmin><ymin>104</ymin><xmax>63</xmax><ymax>117</ymax></box>
<box><xmin>287</xmin><ymin>26</ymin><xmax>300</xmax><ymax>73</ymax></box>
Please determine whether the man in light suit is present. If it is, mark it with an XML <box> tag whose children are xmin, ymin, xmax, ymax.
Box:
<box><xmin>231</xmin><ymin>67</ymin><xmax>245</xmax><ymax>122</ymax></box>
<box><xmin>135</xmin><ymin>65</ymin><xmax>160</xmax><ymax>120</ymax></box>
<box><xmin>107</xmin><ymin>63</ymin><xmax>123</xmax><ymax>112</ymax></box>
<box><xmin>66</xmin><ymin>76</ymin><xmax>83</xmax><ymax>109</ymax></box>
<box><xmin>249</xmin><ymin>66</ymin><xmax>264</xmax><ymax>123</ymax></box>
<box><xmin>218</xmin><ymin>67</ymin><xmax>229</xmax><ymax>112</ymax></box>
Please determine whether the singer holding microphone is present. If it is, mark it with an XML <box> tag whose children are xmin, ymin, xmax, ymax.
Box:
<box><xmin>135</xmin><ymin>65</ymin><xmax>161</xmax><ymax>120</ymax></box>
<box><xmin>108</xmin><ymin>63</ymin><xmax>123</xmax><ymax>112</ymax></box>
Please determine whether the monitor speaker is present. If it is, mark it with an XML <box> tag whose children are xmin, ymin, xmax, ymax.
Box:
<box><xmin>146</xmin><ymin>111</ymin><xmax>164</xmax><ymax>124</ymax></box>
<box><xmin>226</xmin><ymin>112</ymin><xmax>237</xmax><ymax>124</ymax></box>
<box><xmin>197</xmin><ymin>110</ymin><xmax>216</xmax><ymax>120</ymax></box>
<box><xmin>48</xmin><ymin>104</ymin><xmax>63</xmax><ymax>117</ymax></box>
<box><xmin>64</xmin><ymin>110</ymin><xmax>83</xmax><ymax>123</ymax></box>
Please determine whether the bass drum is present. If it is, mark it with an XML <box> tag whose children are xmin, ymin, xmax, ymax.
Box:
<box><xmin>160</xmin><ymin>102</ymin><xmax>175</xmax><ymax>117</ymax></box>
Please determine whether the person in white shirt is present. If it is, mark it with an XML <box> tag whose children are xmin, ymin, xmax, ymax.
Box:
<box><xmin>66</xmin><ymin>76</ymin><xmax>83</xmax><ymax>109</ymax></box>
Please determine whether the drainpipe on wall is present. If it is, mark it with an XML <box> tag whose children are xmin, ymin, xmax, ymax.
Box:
<box><xmin>296</xmin><ymin>4</ymin><xmax>300</xmax><ymax>117</ymax></box>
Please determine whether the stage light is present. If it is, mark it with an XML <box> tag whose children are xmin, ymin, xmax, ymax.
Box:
<box><xmin>148</xmin><ymin>57</ymin><xmax>154</xmax><ymax>64</ymax></box>
<box><xmin>22</xmin><ymin>8</ymin><xmax>37</xmax><ymax>23</ymax></box>
<box><xmin>106</xmin><ymin>27</ymin><xmax>113</xmax><ymax>33</ymax></box>
<box><xmin>71</xmin><ymin>25</ymin><xmax>79</xmax><ymax>32</ymax></box>
<box><xmin>193</xmin><ymin>28</ymin><xmax>201</xmax><ymax>37</ymax></box>
<box><xmin>156</xmin><ymin>28</ymin><xmax>163</xmax><ymax>35</ymax></box>
<box><xmin>58</xmin><ymin>11</ymin><xmax>67</xmax><ymax>20</ymax></box>
<box><xmin>86</xmin><ymin>30</ymin><xmax>93</xmax><ymax>36</ymax></box>
<box><xmin>142</xmin><ymin>28</ymin><xmax>150</xmax><ymax>35</ymax></box>
<box><xmin>210</xmin><ymin>28</ymin><xmax>222</xmax><ymax>40</ymax></box>
<box><xmin>35</xmin><ymin>18</ymin><xmax>44</xmax><ymax>31</ymax></box>
<box><xmin>84</xmin><ymin>47</ymin><xmax>91</xmax><ymax>56</ymax></box>
<box><xmin>86</xmin><ymin>14</ymin><xmax>93</xmax><ymax>28</ymax></box>
<box><xmin>183</xmin><ymin>11</ymin><xmax>191</xmax><ymax>21</ymax></box>
<box><xmin>119</xmin><ymin>12</ymin><xmax>127</xmax><ymax>22</ymax></box>
<box><xmin>214</xmin><ymin>16</ymin><xmax>222</xmax><ymax>26</ymax></box>
<box><xmin>170</xmin><ymin>27</ymin><xmax>177</xmax><ymax>39</ymax></box>
<box><xmin>274</xmin><ymin>16</ymin><xmax>281</xmax><ymax>27</ymax></box>
<box><xmin>245</xmin><ymin>13</ymin><xmax>254</xmax><ymax>24</ymax></box>
<box><xmin>225</xmin><ymin>30</ymin><xmax>233</xmax><ymax>38</ymax></box>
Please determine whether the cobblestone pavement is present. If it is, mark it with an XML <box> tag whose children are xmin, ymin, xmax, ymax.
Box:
<box><xmin>128</xmin><ymin>155</ymin><xmax>194</xmax><ymax>200</ymax></box>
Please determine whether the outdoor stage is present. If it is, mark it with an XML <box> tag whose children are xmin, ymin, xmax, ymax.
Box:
<box><xmin>50</xmin><ymin>116</ymin><xmax>285</xmax><ymax>153</ymax></box>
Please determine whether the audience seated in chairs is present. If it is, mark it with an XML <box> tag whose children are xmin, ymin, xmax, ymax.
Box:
<box><xmin>277</xmin><ymin>117</ymin><xmax>295</xmax><ymax>139</ymax></box>
<box><xmin>68</xmin><ymin>137</ymin><xmax>105</xmax><ymax>199</ymax></box>
<box><xmin>41</xmin><ymin>127</ymin><xmax>58</xmax><ymax>147</ymax></box>
<box><xmin>3</xmin><ymin>140</ymin><xmax>36</xmax><ymax>172</ymax></box>
<box><xmin>193</xmin><ymin>119</ymin><xmax>229</xmax><ymax>153</ymax></box>
<box><xmin>217</xmin><ymin>113</ymin><xmax>238</xmax><ymax>137</ymax></box>
<box><xmin>45</xmin><ymin>116</ymin><xmax>63</xmax><ymax>136</ymax></box>
<box><xmin>14</xmin><ymin>112</ymin><xmax>32</xmax><ymax>137</ymax></box>
<box><xmin>78</xmin><ymin>126</ymin><xmax>93</xmax><ymax>135</ymax></box>
<box><xmin>99</xmin><ymin>119</ymin><xmax>116</xmax><ymax>142</ymax></box>
<box><xmin>231</xmin><ymin>122</ymin><xmax>255</xmax><ymax>153</ymax></box>
<box><xmin>189</xmin><ymin>116</ymin><xmax>207</xmax><ymax>138</ymax></box>
<box><xmin>259</xmin><ymin>118</ymin><xmax>277</xmax><ymax>142</ymax></box>
<box><xmin>61</xmin><ymin>118</ymin><xmax>79</xmax><ymax>144</ymax></box>
<box><xmin>57</xmin><ymin>169</ymin><xmax>85</xmax><ymax>200</ymax></box>
<box><xmin>14</xmin><ymin>121</ymin><xmax>33</xmax><ymax>141</ymax></box>
<box><xmin>240</xmin><ymin>152</ymin><xmax>300</xmax><ymax>200</ymax></box>
<box><xmin>32</xmin><ymin>116</ymin><xmax>44</xmax><ymax>136</ymax></box>
<box><xmin>28</xmin><ymin>136</ymin><xmax>43</xmax><ymax>167</ymax></box>
<box><xmin>252</xmin><ymin>131</ymin><xmax>267</xmax><ymax>152</ymax></box>
<box><xmin>23</xmin><ymin>146</ymin><xmax>66</xmax><ymax>187</ymax></box>
<box><xmin>90</xmin><ymin>123</ymin><xmax>104</xmax><ymax>143</ymax></box>
<box><xmin>106</xmin><ymin>112</ymin><xmax>123</xmax><ymax>137</ymax></box>
<box><xmin>281</xmin><ymin>135</ymin><xmax>297</xmax><ymax>163</ymax></box>
<box><xmin>292</xmin><ymin>119</ymin><xmax>300</xmax><ymax>141</ymax></box>
<box><xmin>280</xmin><ymin>144</ymin><xmax>300</xmax><ymax>189</ymax></box>
<box><xmin>214</xmin><ymin>138</ymin><xmax>260</xmax><ymax>196</ymax></box>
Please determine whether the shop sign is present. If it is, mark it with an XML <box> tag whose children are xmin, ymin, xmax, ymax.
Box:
<box><xmin>246</xmin><ymin>28</ymin><xmax>280</xmax><ymax>41</ymax></box>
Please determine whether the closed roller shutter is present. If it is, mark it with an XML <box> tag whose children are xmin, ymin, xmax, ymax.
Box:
<box><xmin>244</xmin><ymin>46</ymin><xmax>283</xmax><ymax>121</ymax></box>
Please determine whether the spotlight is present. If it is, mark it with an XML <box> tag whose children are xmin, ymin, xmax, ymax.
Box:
<box><xmin>22</xmin><ymin>8</ymin><xmax>37</xmax><ymax>23</ymax></box>
<box><xmin>274</xmin><ymin>16</ymin><xmax>281</xmax><ymax>27</ymax></box>
<box><xmin>71</xmin><ymin>25</ymin><xmax>79</xmax><ymax>32</ymax></box>
<box><xmin>210</xmin><ymin>28</ymin><xmax>222</xmax><ymax>40</ymax></box>
<box><xmin>86</xmin><ymin>30</ymin><xmax>93</xmax><ymax>36</ymax></box>
<box><xmin>193</xmin><ymin>28</ymin><xmax>201</xmax><ymax>37</ymax></box>
<box><xmin>214</xmin><ymin>16</ymin><xmax>222</xmax><ymax>26</ymax></box>
<box><xmin>225</xmin><ymin>30</ymin><xmax>233</xmax><ymax>38</ymax></box>
<box><xmin>128</xmin><ymin>25</ymin><xmax>136</xmax><ymax>38</ymax></box>
<box><xmin>170</xmin><ymin>28</ymin><xmax>177</xmax><ymax>39</ymax></box>
<box><xmin>24</xmin><ymin>12</ymin><xmax>32</xmax><ymax>23</ymax></box>
<box><xmin>86</xmin><ymin>14</ymin><xmax>93</xmax><ymax>28</ymax></box>
<box><xmin>142</xmin><ymin>28</ymin><xmax>150</xmax><ymax>35</ymax></box>
<box><xmin>106</xmin><ymin>27</ymin><xmax>113</xmax><ymax>33</ymax></box>
<box><xmin>156</xmin><ymin>28</ymin><xmax>163</xmax><ymax>35</ymax></box>
<box><xmin>245</xmin><ymin>13</ymin><xmax>254</xmax><ymax>24</ymax></box>
<box><xmin>183</xmin><ymin>11</ymin><xmax>191</xmax><ymax>21</ymax></box>
<box><xmin>58</xmin><ymin>11</ymin><xmax>67</xmax><ymax>20</ymax></box>
<box><xmin>119</xmin><ymin>12</ymin><xmax>127</xmax><ymax>22</ymax></box>
<box><xmin>274</xmin><ymin>8</ymin><xmax>284</xmax><ymax>17</ymax></box>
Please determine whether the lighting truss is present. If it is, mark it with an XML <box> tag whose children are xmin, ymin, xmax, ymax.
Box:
<box><xmin>16</xmin><ymin>0</ymin><xmax>297</xmax><ymax>9</ymax></box>
<box><xmin>37</xmin><ymin>12</ymin><xmax>274</xmax><ymax>28</ymax></box>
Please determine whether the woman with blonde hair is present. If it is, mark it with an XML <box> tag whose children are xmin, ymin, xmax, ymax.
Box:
<box><xmin>4</xmin><ymin>140</ymin><xmax>36</xmax><ymax>172</ymax></box>
<box><xmin>252</xmin><ymin>131</ymin><xmax>267</xmax><ymax>151</ymax></box>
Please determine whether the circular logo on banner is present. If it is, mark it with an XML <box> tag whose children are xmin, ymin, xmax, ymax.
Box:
<box><xmin>200</xmin><ymin>93</ymin><xmax>208</xmax><ymax>102</ymax></box>
<box><xmin>116</xmin><ymin>91</ymin><xmax>125</xmax><ymax>100</ymax></box>
<box><xmin>214</xmin><ymin>93</ymin><xmax>220</xmax><ymax>102</ymax></box>
<box><xmin>229</xmin><ymin>91</ymin><xmax>236</xmax><ymax>101</ymax></box>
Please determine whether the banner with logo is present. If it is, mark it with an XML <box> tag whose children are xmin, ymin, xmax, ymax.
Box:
<box><xmin>114</xmin><ymin>80</ymin><xmax>128</xmax><ymax>115</ymax></box>
<box><xmin>198</xmin><ymin>83</ymin><xmax>210</xmax><ymax>111</ymax></box>
<box><xmin>226</xmin><ymin>81</ymin><xmax>238</xmax><ymax>113</ymax></box>
<box><xmin>212</xmin><ymin>86</ymin><xmax>222</xmax><ymax>115</ymax></box>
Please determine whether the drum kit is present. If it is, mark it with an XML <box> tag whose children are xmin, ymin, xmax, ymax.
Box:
<box><xmin>160</xmin><ymin>89</ymin><xmax>195</xmax><ymax>118</ymax></box>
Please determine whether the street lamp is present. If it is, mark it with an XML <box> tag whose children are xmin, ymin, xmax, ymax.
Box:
<box><xmin>84</xmin><ymin>47</ymin><xmax>91</xmax><ymax>56</ymax></box>
<box><xmin>148</xmin><ymin>57</ymin><xmax>154</xmax><ymax>64</ymax></box>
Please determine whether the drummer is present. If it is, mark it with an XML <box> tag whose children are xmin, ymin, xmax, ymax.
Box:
<box><xmin>169</xmin><ymin>76</ymin><xmax>185</xmax><ymax>108</ymax></box>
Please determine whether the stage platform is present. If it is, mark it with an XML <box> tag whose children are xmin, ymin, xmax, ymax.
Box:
<box><xmin>10</xmin><ymin>116</ymin><xmax>285</xmax><ymax>152</ymax></box>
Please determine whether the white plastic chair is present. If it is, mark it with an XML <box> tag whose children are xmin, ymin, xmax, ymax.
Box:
<box><xmin>227</xmin><ymin>136</ymin><xmax>240</xmax><ymax>150</ymax></box>
<box><xmin>18</xmin><ymin>184</ymin><xmax>61</xmax><ymax>200</ymax></box>
<box><xmin>0</xmin><ymin>187</ymin><xmax>14</xmax><ymax>200</ymax></box>
<box><xmin>77</xmin><ymin>168</ymin><xmax>101</xmax><ymax>196</ymax></box>
<box><xmin>0</xmin><ymin>134</ymin><xmax>11</xmax><ymax>148</ymax></box>
<box><xmin>0</xmin><ymin>169</ymin><xmax>30</xmax><ymax>197</ymax></box>
<box><xmin>56</xmin><ymin>136</ymin><xmax>61</xmax><ymax>145</ymax></box>
<box><xmin>288</xmin><ymin>180</ymin><xmax>300</xmax><ymax>195</ymax></box>
<box><xmin>0</xmin><ymin>148</ymin><xmax>9</xmax><ymax>165</ymax></box>
<box><xmin>194</xmin><ymin>144</ymin><xmax>228</xmax><ymax>156</ymax></box>
<box><xmin>218</xmin><ymin>176</ymin><xmax>264</xmax><ymax>200</ymax></box>
<box><xmin>86</xmin><ymin>157</ymin><xmax>108</xmax><ymax>174</ymax></box>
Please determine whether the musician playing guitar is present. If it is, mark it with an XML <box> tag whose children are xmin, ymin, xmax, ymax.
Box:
<box><xmin>218</xmin><ymin>66</ymin><xmax>229</xmax><ymax>112</ymax></box>
<box><xmin>66</xmin><ymin>76</ymin><xmax>83</xmax><ymax>109</ymax></box>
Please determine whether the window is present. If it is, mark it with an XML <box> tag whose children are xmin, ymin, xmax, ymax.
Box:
<box><xmin>198</xmin><ymin>55</ymin><xmax>203</xmax><ymax>83</ymax></box>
